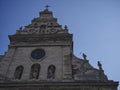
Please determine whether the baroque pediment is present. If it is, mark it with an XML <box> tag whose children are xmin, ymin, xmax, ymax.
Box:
<box><xmin>16</xmin><ymin>9</ymin><xmax>68</xmax><ymax>35</ymax></box>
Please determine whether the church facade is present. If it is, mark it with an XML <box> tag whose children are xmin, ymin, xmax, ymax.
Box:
<box><xmin>0</xmin><ymin>7</ymin><xmax>119</xmax><ymax>90</ymax></box>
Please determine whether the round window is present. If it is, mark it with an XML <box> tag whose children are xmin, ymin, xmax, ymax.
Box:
<box><xmin>31</xmin><ymin>49</ymin><xmax>45</xmax><ymax>59</ymax></box>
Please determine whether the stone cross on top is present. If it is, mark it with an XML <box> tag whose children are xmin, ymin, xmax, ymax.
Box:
<box><xmin>45</xmin><ymin>5</ymin><xmax>50</xmax><ymax>9</ymax></box>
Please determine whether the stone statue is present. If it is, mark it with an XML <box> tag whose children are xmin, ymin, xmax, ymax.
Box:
<box><xmin>82</xmin><ymin>53</ymin><xmax>87</xmax><ymax>60</ymax></box>
<box><xmin>31</xmin><ymin>65</ymin><xmax>40</xmax><ymax>79</ymax></box>
<box><xmin>32</xmin><ymin>68</ymin><xmax>39</xmax><ymax>79</ymax></box>
<box><xmin>98</xmin><ymin>61</ymin><xmax>103</xmax><ymax>70</ymax></box>
<box><xmin>47</xmin><ymin>66</ymin><xmax>55</xmax><ymax>79</ymax></box>
<box><xmin>14</xmin><ymin>66</ymin><xmax>23</xmax><ymax>79</ymax></box>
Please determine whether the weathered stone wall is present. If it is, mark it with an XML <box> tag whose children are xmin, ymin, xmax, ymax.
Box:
<box><xmin>0</xmin><ymin>45</ymin><xmax>71</xmax><ymax>81</ymax></box>
<box><xmin>0</xmin><ymin>48</ymin><xmax>16</xmax><ymax>77</ymax></box>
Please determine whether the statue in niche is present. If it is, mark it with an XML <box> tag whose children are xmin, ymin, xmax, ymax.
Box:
<box><xmin>14</xmin><ymin>66</ymin><xmax>23</xmax><ymax>79</ymax></box>
<box><xmin>98</xmin><ymin>61</ymin><xmax>103</xmax><ymax>70</ymax></box>
<box><xmin>30</xmin><ymin>64</ymin><xmax>40</xmax><ymax>79</ymax></box>
<box><xmin>82</xmin><ymin>53</ymin><xmax>87</xmax><ymax>60</ymax></box>
<box><xmin>47</xmin><ymin>65</ymin><xmax>55</xmax><ymax>79</ymax></box>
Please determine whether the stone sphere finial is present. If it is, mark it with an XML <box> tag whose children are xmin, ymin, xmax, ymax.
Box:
<box><xmin>64</xmin><ymin>25</ymin><xmax>68</xmax><ymax>29</ymax></box>
<box><xmin>19</xmin><ymin>26</ymin><xmax>22</xmax><ymax>30</ymax></box>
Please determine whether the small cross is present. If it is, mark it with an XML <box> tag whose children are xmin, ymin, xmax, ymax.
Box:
<box><xmin>45</xmin><ymin>5</ymin><xmax>50</xmax><ymax>9</ymax></box>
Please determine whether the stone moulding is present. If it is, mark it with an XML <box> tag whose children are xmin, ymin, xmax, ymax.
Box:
<box><xmin>0</xmin><ymin>81</ymin><xmax>118</xmax><ymax>90</ymax></box>
<box><xmin>9</xmin><ymin>34</ymin><xmax>73</xmax><ymax>45</ymax></box>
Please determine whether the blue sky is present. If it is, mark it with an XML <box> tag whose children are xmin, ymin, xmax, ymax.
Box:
<box><xmin>0</xmin><ymin>0</ymin><xmax>120</xmax><ymax>89</ymax></box>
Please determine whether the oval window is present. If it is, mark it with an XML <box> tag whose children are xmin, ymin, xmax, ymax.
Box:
<box><xmin>31</xmin><ymin>49</ymin><xmax>45</xmax><ymax>59</ymax></box>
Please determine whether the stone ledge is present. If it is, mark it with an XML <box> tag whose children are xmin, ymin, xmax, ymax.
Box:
<box><xmin>0</xmin><ymin>81</ymin><xmax>118</xmax><ymax>90</ymax></box>
<box><xmin>0</xmin><ymin>80</ymin><xmax>118</xmax><ymax>86</ymax></box>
